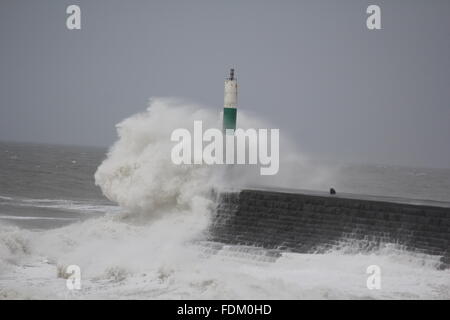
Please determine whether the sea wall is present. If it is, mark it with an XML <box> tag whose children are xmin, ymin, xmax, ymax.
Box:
<box><xmin>209</xmin><ymin>189</ymin><xmax>450</xmax><ymax>268</ymax></box>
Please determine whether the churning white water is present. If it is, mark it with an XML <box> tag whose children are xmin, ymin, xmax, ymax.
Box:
<box><xmin>0</xmin><ymin>98</ymin><xmax>449</xmax><ymax>299</ymax></box>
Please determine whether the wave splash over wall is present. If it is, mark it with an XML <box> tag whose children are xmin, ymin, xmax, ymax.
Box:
<box><xmin>94</xmin><ymin>97</ymin><xmax>331</xmax><ymax>216</ymax></box>
<box><xmin>94</xmin><ymin>98</ymin><xmax>219</xmax><ymax>217</ymax></box>
<box><xmin>1</xmin><ymin>98</ymin><xmax>449</xmax><ymax>299</ymax></box>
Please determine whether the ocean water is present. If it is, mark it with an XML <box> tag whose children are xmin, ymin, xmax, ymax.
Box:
<box><xmin>0</xmin><ymin>142</ymin><xmax>118</xmax><ymax>229</ymax></box>
<box><xmin>1</xmin><ymin>99</ymin><xmax>449</xmax><ymax>299</ymax></box>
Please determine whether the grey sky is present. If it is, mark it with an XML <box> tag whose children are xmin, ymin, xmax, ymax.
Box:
<box><xmin>0</xmin><ymin>0</ymin><xmax>449</xmax><ymax>168</ymax></box>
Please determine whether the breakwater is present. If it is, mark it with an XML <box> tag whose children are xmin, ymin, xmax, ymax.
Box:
<box><xmin>209</xmin><ymin>189</ymin><xmax>450</xmax><ymax>268</ymax></box>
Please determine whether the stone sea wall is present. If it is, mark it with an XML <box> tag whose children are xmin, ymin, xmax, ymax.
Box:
<box><xmin>209</xmin><ymin>189</ymin><xmax>450</xmax><ymax>268</ymax></box>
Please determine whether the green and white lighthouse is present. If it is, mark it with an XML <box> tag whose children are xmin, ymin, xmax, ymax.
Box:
<box><xmin>223</xmin><ymin>68</ymin><xmax>237</xmax><ymax>134</ymax></box>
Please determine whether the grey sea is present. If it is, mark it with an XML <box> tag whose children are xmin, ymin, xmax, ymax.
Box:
<box><xmin>1</xmin><ymin>140</ymin><xmax>450</xmax><ymax>300</ymax></box>
<box><xmin>0</xmin><ymin>141</ymin><xmax>117</xmax><ymax>230</ymax></box>
<box><xmin>1</xmin><ymin>141</ymin><xmax>450</xmax><ymax>230</ymax></box>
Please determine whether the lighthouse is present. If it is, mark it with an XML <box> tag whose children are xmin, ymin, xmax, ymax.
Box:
<box><xmin>223</xmin><ymin>68</ymin><xmax>237</xmax><ymax>133</ymax></box>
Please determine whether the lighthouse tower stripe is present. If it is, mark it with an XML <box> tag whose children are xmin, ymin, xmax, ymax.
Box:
<box><xmin>224</xmin><ymin>79</ymin><xmax>237</xmax><ymax>108</ymax></box>
<box><xmin>223</xmin><ymin>107</ymin><xmax>237</xmax><ymax>132</ymax></box>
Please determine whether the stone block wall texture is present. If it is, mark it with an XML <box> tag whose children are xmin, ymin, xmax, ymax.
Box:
<box><xmin>208</xmin><ymin>190</ymin><xmax>450</xmax><ymax>268</ymax></box>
